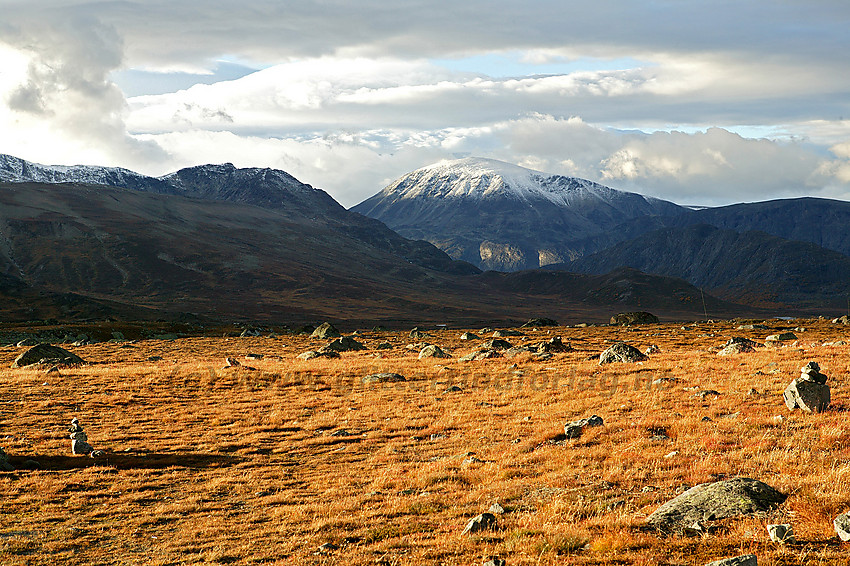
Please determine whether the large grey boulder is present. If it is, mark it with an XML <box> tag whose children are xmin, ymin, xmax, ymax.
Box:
<box><xmin>611</xmin><ymin>312</ymin><xmax>659</xmax><ymax>325</ymax></box>
<box><xmin>310</xmin><ymin>322</ymin><xmax>341</xmax><ymax>339</ymax></box>
<box><xmin>646</xmin><ymin>477</ymin><xmax>786</xmax><ymax>533</ymax></box>
<box><xmin>12</xmin><ymin>344</ymin><xmax>85</xmax><ymax>368</ymax></box>
<box><xmin>599</xmin><ymin>342</ymin><xmax>647</xmax><ymax>365</ymax></box>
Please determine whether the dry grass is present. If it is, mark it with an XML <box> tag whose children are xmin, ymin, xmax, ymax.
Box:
<box><xmin>2</xmin><ymin>319</ymin><xmax>850</xmax><ymax>564</ymax></box>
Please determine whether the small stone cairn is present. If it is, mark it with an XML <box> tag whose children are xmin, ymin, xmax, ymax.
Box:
<box><xmin>69</xmin><ymin>418</ymin><xmax>104</xmax><ymax>457</ymax></box>
<box><xmin>783</xmin><ymin>361</ymin><xmax>830</xmax><ymax>413</ymax></box>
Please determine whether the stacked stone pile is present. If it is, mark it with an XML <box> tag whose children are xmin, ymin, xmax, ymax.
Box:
<box><xmin>784</xmin><ymin>361</ymin><xmax>830</xmax><ymax>413</ymax></box>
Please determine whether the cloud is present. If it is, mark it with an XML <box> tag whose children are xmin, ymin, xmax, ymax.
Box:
<box><xmin>0</xmin><ymin>7</ymin><xmax>165</xmax><ymax>166</ymax></box>
<box><xmin>1</xmin><ymin>1</ymin><xmax>849</xmax><ymax>208</ymax></box>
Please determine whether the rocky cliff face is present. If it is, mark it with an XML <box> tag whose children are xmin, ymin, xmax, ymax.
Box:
<box><xmin>351</xmin><ymin>157</ymin><xmax>684</xmax><ymax>271</ymax></box>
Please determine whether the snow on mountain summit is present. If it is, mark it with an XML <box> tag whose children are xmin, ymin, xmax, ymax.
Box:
<box><xmin>380</xmin><ymin>157</ymin><xmax>656</xmax><ymax>208</ymax></box>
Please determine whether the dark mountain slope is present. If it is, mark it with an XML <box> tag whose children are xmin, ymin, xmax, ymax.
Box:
<box><xmin>0</xmin><ymin>155</ymin><xmax>479</xmax><ymax>276</ymax></box>
<box><xmin>0</xmin><ymin>182</ymin><xmax>750</xmax><ymax>324</ymax></box>
<box><xmin>565</xmin><ymin>224</ymin><xmax>850</xmax><ymax>307</ymax></box>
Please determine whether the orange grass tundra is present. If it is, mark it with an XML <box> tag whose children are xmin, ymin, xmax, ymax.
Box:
<box><xmin>1</xmin><ymin>318</ymin><xmax>850</xmax><ymax>565</ymax></box>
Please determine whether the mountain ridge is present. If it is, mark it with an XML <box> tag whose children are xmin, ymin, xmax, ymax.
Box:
<box><xmin>352</xmin><ymin>157</ymin><xmax>685</xmax><ymax>270</ymax></box>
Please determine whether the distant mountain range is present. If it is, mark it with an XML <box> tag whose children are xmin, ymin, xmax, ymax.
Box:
<box><xmin>352</xmin><ymin>157</ymin><xmax>850</xmax><ymax>309</ymax></box>
<box><xmin>0</xmin><ymin>154</ymin><xmax>743</xmax><ymax>324</ymax></box>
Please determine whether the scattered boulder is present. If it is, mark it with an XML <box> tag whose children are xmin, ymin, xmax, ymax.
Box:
<box><xmin>419</xmin><ymin>345</ymin><xmax>450</xmax><ymax>359</ymax></box>
<box><xmin>12</xmin><ymin>344</ymin><xmax>85</xmax><ymax>368</ymax></box>
<box><xmin>765</xmin><ymin>332</ymin><xmax>797</xmax><ymax>343</ymax></box>
<box><xmin>737</xmin><ymin>324</ymin><xmax>767</xmax><ymax>330</ymax></box>
<box><xmin>152</xmin><ymin>333</ymin><xmax>179</xmax><ymax>340</ymax></box>
<box><xmin>521</xmin><ymin>318</ymin><xmax>558</xmax><ymax>328</ymax></box>
<box><xmin>460</xmin><ymin>349</ymin><xmax>501</xmax><ymax>361</ymax></box>
<box><xmin>564</xmin><ymin>415</ymin><xmax>604</xmax><ymax>439</ymax></box>
<box><xmin>310</xmin><ymin>322</ymin><xmax>341</xmax><ymax>339</ymax></box>
<box><xmin>462</xmin><ymin>512</ymin><xmax>497</xmax><ymax>535</ymax></box>
<box><xmin>503</xmin><ymin>346</ymin><xmax>534</xmax><ymax>358</ymax></box>
<box><xmin>323</xmin><ymin>336</ymin><xmax>366</xmax><ymax>352</ymax></box>
<box><xmin>646</xmin><ymin>477</ymin><xmax>786</xmax><ymax>533</ymax></box>
<box><xmin>0</xmin><ymin>446</ymin><xmax>14</xmax><ymax>471</ymax></box>
<box><xmin>409</xmin><ymin>327</ymin><xmax>430</xmax><ymax>339</ymax></box>
<box><xmin>493</xmin><ymin>329</ymin><xmax>523</xmax><ymax>337</ymax></box>
<box><xmin>832</xmin><ymin>315</ymin><xmax>850</xmax><ymax>325</ymax></box>
<box><xmin>833</xmin><ymin>511</ymin><xmax>850</xmax><ymax>541</ymax></box>
<box><xmin>767</xmin><ymin>523</ymin><xmax>795</xmax><ymax>543</ymax></box>
<box><xmin>361</xmin><ymin>372</ymin><xmax>406</xmax><ymax>384</ymax></box>
<box><xmin>481</xmin><ymin>338</ymin><xmax>513</xmax><ymax>351</ymax></box>
<box><xmin>459</xmin><ymin>332</ymin><xmax>479</xmax><ymax>340</ymax></box>
<box><xmin>705</xmin><ymin>556</ymin><xmax>757</xmax><ymax>566</ymax></box>
<box><xmin>488</xmin><ymin>503</ymin><xmax>505</xmax><ymax>514</ymax></box>
<box><xmin>375</xmin><ymin>341</ymin><xmax>393</xmax><ymax>350</ymax></box>
<box><xmin>784</xmin><ymin>361</ymin><xmax>830</xmax><ymax>412</ymax></box>
<box><xmin>484</xmin><ymin>559</ymin><xmax>507</xmax><ymax>566</ymax></box>
<box><xmin>611</xmin><ymin>312</ymin><xmax>659</xmax><ymax>326</ymax></box>
<box><xmin>644</xmin><ymin>344</ymin><xmax>661</xmax><ymax>355</ymax></box>
<box><xmin>717</xmin><ymin>337</ymin><xmax>761</xmax><ymax>356</ymax></box>
<box><xmin>297</xmin><ymin>350</ymin><xmax>341</xmax><ymax>360</ymax></box>
<box><xmin>535</xmin><ymin>336</ymin><xmax>571</xmax><ymax>353</ymax></box>
<box><xmin>599</xmin><ymin>342</ymin><xmax>648</xmax><ymax>365</ymax></box>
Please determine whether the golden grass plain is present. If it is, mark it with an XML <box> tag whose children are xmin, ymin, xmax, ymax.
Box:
<box><xmin>2</xmin><ymin>318</ymin><xmax>850</xmax><ymax>565</ymax></box>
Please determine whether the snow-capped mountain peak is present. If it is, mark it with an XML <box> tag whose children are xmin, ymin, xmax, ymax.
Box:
<box><xmin>382</xmin><ymin>157</ymin><xmax>634</xmax><ymax>207</ymax></box>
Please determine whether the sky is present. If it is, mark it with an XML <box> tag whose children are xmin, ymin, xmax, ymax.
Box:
<box><xmin>1</xmin><ymin>1</ymin><xmax>849</xmax><ymax>207</ymax></box>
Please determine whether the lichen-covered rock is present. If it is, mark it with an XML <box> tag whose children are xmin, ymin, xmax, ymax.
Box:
<box><xmin>12</xmin><ymin>344</ymin><xmax>85</xmax><ymax>368</ymax></box>
<box><xmin>599</xmin><ymin>342</ymin><xmax>647</xmax><ymax>364</ymax></box>
<box><xmin>646</xmin><ymin>477</ymin><xmax>786</xmax><ymax>533</ymax></box>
